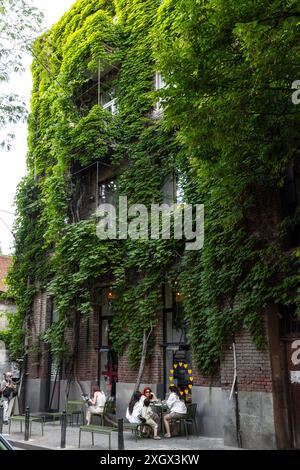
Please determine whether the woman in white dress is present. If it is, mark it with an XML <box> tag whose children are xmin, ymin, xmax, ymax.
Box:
<box><xmin>86</xmin><ymin>385</ymin><xmax>106</xmax><ymax>425</ymax></box>
<box><xmin>126</xmin><ymin>391</ymin><xmax>143</xmax><ymax>424</ymax></box>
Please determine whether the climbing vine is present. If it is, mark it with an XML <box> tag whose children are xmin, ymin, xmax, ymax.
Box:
<box><xmin>7</xmin><ymin>0</ymin><xmax>180</xmax><ymax>371</ymax></box>
<box><xmin>154</xmin><ymin>0</ymin><xmax>300</xmax><ymax>372</ymax></box>
<box><xmin>6</xmin><ymin>0</ymin><xmax>300</xmax><ymax>377</ymax></box>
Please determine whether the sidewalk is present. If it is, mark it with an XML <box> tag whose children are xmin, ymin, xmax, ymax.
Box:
<box><xmin>2</xmin><ymin>421</ymin><xmax>237</xmax><ymax>451</ymax></box>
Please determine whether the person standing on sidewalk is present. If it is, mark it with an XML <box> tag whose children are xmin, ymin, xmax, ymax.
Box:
<box><xmin>0</xmin><ymin>372</ymin><xmax>16</xmax><ymax>424</ymax></box>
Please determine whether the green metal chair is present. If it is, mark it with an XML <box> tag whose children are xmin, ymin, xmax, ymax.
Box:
<box><xmin>170</xmin><ymin>403</ymin><xmax>198</xmax><ymax>439</ymax></box>
<box><xmin>66</xmin><ymin>400</ymin><xmax>85</xmax><ymax>426</ymax></box>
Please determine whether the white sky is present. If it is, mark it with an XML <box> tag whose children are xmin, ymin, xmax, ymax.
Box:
<box><xmin>0</xmin><ymin>0</ymin><xmax>76</xmax><ymax>255</ymax></box>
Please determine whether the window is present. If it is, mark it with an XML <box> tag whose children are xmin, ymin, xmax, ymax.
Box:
<box><xmin>101</xmin><ymin>319</ymin><xmax>110</xmax><ymax>347</ymax></box>
<box><xmin>98</xmin><ymin>180</ymin><xmax>117</xmax><ymax>205</ymax></box>
<box><xmin>103</xmin><ymin>98</ymin><xmax>117</xmax><ymax>115</ymax></box>
<box><xmin>101</xmin><ymin>86</ymin><xmax>117</xmax><ymax>115</ymax></box>
<box><xmin>162</xmin><ymin>173</ymin><xmax>185</xmax><ymax>205</ymax></box>
<box><xmin>176</xmin><ymin>179</ymin><xmax>185</xmax><ymax>204</ymax></box>
<box><xmin>154</xmin><ymin>71</ymin><xmax>165</xmax><ymax>116</ymax></box>
<box><xmin>162</xmin><ymin>173</ymin><xmax>176</xmax><ymax>204</ymax></box>
<box><xmin>155</xmin><ymin>72</ymin><xmax>165</xmax><ymax>91</ymax></box>
<box><xmin>280</xmin><ymin>306</ymin><xmax>300</xmax><ymax>338</ymax></box>
<box><xmin>281</xmin><ymin>163</ymin><xmax>300</xmax><ymax>248</ymax></box>
<box><xmin>164</xmin><ymin>284</ymin><xmax>191</xmax><ymax>399</ymax></box>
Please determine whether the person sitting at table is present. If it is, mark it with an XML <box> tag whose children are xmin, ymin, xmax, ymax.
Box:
<box><xmin>140</xmin><ymin>387</ymin><xmax>160</xmax><ymax>428</ymax></box>
<box><xmin>140</xmin><ymin>387</ymin><xmax>158</xmax><ymax>403</ymax></box>
<box><xmin>163</xmin><ymin>385</ymin><xmax>187</xmax><ymax>438</ymax></box>
<box><xmin>141</xmin><ymin>398</ymin><xmax>161</xmax><ymax>440</ymax></box>
<box><xmin>86</xmin><ymin>384</ymin><xmax>106</xmax><ymax>425</ymax></box>
<box><xmin>126</xmin><ymin>391</ymin><xmax>143</xmax><ymax>424</ymax></box>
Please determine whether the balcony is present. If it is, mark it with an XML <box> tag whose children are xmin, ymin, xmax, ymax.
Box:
<box><xmin>102</xmin><ymin>97</ymin><xmax>117</xmax><ymax>115</ymax></box>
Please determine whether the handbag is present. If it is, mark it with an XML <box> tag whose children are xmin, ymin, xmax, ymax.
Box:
<box><xmin>138</xmin><ymin>413</ymin><xmax>146</xmax><ymax>424</ymax></box>
<box><xmin>3</xmin><ymin>387</ymin><xmax>12</xmax><ymax>398</ymax></box>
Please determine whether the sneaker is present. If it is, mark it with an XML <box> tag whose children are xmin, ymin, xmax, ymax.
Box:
<box><xmin>164</xmin><ymin>433</ymin><xmax>171</xmax><ymax>438</ymax></box>
<box><xmin>153</xmin><ymin>436</ymin><xmax>161</xmax><ymax>440</ymax></box>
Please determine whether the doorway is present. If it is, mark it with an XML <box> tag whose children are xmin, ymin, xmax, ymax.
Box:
<box><xmin>163</xmin><ymin>284</ymin><xmax>192</xmax><ymax>400</ymax></box>
<box><xmin>280</xmin><ymin>308</ymin><xmax>300</xmax><ymax>448</ymax></box>
<box><xmin>98</xmin><ymin>288</ymin><xmax>118</xmax><ymax>398</ymax></box>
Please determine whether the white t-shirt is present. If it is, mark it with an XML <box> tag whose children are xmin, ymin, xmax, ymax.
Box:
<box><xmin>126</xmin><ymin>400</ymin><xmax>143</xmax><ymax>424</ymax></box>
<box><xmin>166</xmin><ymin>392</ymin><xmax>187</xmax><ymax>414</ymax></box>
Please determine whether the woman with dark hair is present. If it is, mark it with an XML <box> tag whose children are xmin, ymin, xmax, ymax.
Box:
<box><xmin>163</xmin><ymin>385</ymin><xmax>187</xmax><ymax>438</ymax></box>
<box><xmin>126</xmin><ymin>391</ymin><xmax>143</xmax><ymax>424</ymax></box>
<box><xmin>86</xmin><ymin>384</ymin><xmax>106</xmax><ymax>425</ymax></box>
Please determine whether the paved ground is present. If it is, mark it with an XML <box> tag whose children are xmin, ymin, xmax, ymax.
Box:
<box><xmin>1</xmin><ymin>421</ymin><xmax>238</xmax><ymax>451</ymax></box>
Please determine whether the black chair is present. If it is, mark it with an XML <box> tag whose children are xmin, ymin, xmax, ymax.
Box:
<box><xmin>183</xmin><ymin>403</ymin><xmax>198</xmax><ymax>437</ymax></box>
<box><xmin>170</xmin><ymin>403</ymin><xmax>198</xmax><ymax>439</ymax></box>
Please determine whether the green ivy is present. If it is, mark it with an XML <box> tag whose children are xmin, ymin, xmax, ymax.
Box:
<box><xmin>154</xmin><ymin>0</ymin><xmax>300</xmax><ymax>373</ymax></box>
<box><xmin>6</xmin><ymin>0</ymin><xmax>300</xmax><ymax>377</ymax></box>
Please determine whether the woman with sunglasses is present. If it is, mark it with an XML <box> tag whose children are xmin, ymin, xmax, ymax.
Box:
<box><xmin>140</xmin><ymin>387</ymin><xmax>160</xmax><ymax>433</ymax></box>
<box><xmin>140</xmin><ymin>387</ymin><xmax>158</xmax><ymax>403</ymax></box>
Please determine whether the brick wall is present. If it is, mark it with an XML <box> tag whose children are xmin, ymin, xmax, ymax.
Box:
<box><xmin>27</xmin><ymin>294</ymin><xmax>273</xmax><ymax>395</ymax></box>
<box><xmin>74</xmin><ymin>308</ymin><xmax>99</xmax><ymax>382</ymax></box>
<box><xmin>28</xmin><ymin>293</ymin><xmax>101</xmax><ymax>384</ymax></box>
<box><xmin>118</xmin><ymin>313</ymin><xmax>164</xmax><ymax>384</ymax></box>
<box><xmin>221</xmin><ymin>321</ymin><xmax>273</xmax><ymax>393</ymax></box>
<box><xmin>0</xmin><ymin>255</ymin><xmax>12</xmax><ymax>293</ymax></box>
<box><xmin>117</xmin><ymin>311</ymin><xmax>221</xmax><ymax>388</ymax></box>
<box><xmin>27</xmin><ymin>291</ymin><xmax>52</xmax><ymax>379</ymax></box>
<box><xmin>192</xmin><ymin>363</ymin><xmax>221</xmax><ymax>387</ymax></box>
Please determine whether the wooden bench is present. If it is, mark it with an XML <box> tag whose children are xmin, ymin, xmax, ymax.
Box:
<box><xmin>9</xmin><ymin>415</ymin><xmax>45</xmax><ymax>436</ymax></box>
<box><xmin>78</xmin><ymin>425</ymin><xmax>117</xmax><ymax>449</ymax></box>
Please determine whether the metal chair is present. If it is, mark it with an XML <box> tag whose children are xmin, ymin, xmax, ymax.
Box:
<box><xmin>170</xmin><ymin>403</ymin><xmax>198</xmax><ymax>439</ymax></box>
<box><xmin>89</xmin><ymin>398</ymin><xmax>113</xmax><ymax>426</ymax></box>
<box><xmin>183</xmin><ymin>403</ymin><xmax>198</xmax><ymax>437</ymax></box>
<box><xmin>66</xmin><ymin>400</ymin><xmax>85</xmax><ymax>426</ymax></box>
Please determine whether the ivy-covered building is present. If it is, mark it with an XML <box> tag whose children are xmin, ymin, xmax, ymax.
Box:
<box><xmin>0</xmin><ymin>255</ymin><xmax>15</xmax><ymax>377</ymax></box>
<box><xmin>8</xmin><ymin>0</ymin><xmax>300</xmax><ymax>449</ymax></box>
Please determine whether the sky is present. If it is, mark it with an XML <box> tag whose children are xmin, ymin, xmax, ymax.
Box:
<box><xmin>0</xmin><ymin>0</ymin><xmax>76</xmax><ymax>255</ymax></box>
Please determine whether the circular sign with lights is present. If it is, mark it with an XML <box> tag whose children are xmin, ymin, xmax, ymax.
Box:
<box><xmin>169</xmin><ymin>362</ymin><xmax>193</xmax><ymax>396</ymax></box>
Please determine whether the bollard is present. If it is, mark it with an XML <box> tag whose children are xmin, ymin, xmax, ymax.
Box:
<box><xmin>118</xmin><ymin>418</ymin><xmax>125</xmax><ymax>451</ymax></box>
<box><xmin>24</xmin><ymin>406</ymin><xmax>30</xmax><ymax>441</ymax></box>
<box><xmin>60</xmin><ymin>410</ymin><xmax>67</xmax><ymax>449</ymax></box>
<box><xmin>0</xmin><ymin>403</ymin><xmax>3</xmax><ymax>434</ymax></box>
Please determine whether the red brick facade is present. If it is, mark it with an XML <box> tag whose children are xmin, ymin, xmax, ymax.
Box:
<box><xmin>192</xmin><ymin>365</ymin><xmax>221</xmax><ymax>388</ymax></box>
<box><xmin>0</xmin><ymin>255</ymin><xmax>12</xmax><ymax>293</ymax></box>
<box><xmin>27</xmin><ymin>293</ymin><xmax>101</xmax><ymax>383</ymax></box>
<box><xmin>118</xmin><ymin>313</ymin><xmax>164</xmax><ymax>384</ymax></box>
<box><xmin>221</xmin><ymin>324</ymin><xmax>273</xmax><ymax>393</ymax></box>
<box><xmin>72</xmin><ymin>307</ymin><xmax>99</xmax><ymax>382</ymax></box>
<box><xmin>27</xmin><ymin>292</ymin><xmax>273</xmax><ymax>395</ymax></box>
<box><xmin>27</xmin><ymin>292</ymin><xmax>52</xmax><ymax>379</ymax></box>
